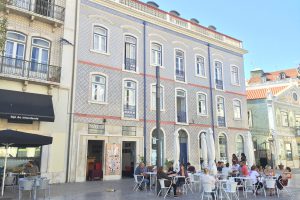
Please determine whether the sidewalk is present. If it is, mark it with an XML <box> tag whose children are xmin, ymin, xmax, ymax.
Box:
<box><xmin>2</xmin><ymin>172</ymin><xmax>300</xmax><ymax>200</ymax></box>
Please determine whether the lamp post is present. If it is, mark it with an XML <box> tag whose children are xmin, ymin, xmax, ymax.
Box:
<box><xmin>156</xmin><ymin>66</ymin><xmax>162</xmax><ymax>167</ymax></box>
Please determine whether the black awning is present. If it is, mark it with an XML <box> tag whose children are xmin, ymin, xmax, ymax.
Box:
<box><xmin>0</xmin><ymin>129</ymin><xmax>52</xmax><ymax>147</ymax></box>
<box><xmin>0</xmin><ymin>89</ymin><xmax>55</xmax><ymax>122</ymax></box>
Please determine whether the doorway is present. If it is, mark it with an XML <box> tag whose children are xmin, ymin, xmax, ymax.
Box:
<box><xmin>122</xmin><ymin>141</ymin><xmax>136</xmax><ymax>178</ymax></box>
<box><xmin>179</xmin><ymin>130</ymin><xmax>188</xmax><ymax>166</ymax></box>
<box><xmin>86</xmin><ymin>140</ymin><xmax>104</xmax><ymax>181</ymax></box>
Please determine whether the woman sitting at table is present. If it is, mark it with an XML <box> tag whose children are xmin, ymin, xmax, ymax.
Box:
<box><xmin>264</xmin><ymin>165</ymin><xmax>275</xmax><ymax>177</ymax></box>
<box><xmin>201</xmin><ymin>168</ymin><xmax>216</xmax><ymax>199</ymax></box>
<box><xmin>277</xmin><ymin>167</ymin><xmax>292</xmax><ymax>190</ymax></box>
<box><xmin>176</xmin><ymin>164</ymin><xmax>188</xmax><ymax>194</ymax></box>
<box><xmin>157</xmin><ymin>167</ymin><xmax>178</xmax><ymax>197</ymax></box>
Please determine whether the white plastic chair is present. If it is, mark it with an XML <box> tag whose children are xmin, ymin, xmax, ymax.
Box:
<box><xmin>183</xmin><ymin>177</ymin><xmax>193</xmax><ymax>194</ymax></box>
<box><xmin>18</xmin><ymin>179</ymin><xmax>35</xmax><ymax>200</ymax></box>
<box><xmin>263</xmin><ymin>178</ymin><xmax>278</xmax><ymax>198</ymax></box>
<box><xmin>243</xmin><ymin>178</ymin><xmax>255</xmax><ymax>198</ymax></box>
<box><xmin>4</xmin><ymin>175</ymin><xmax>16</xmax><ymax>192</ymax></box>
<box><xmin>189</xmin><ymin>174</ymin><xmax>200</xmax><ymax>192</ymax></box>
<box><xmin>201</xmin><ymin>183</ymin><xmax>216</xmax><ymax>200</ymax></box>
<box><xmin>133</xmin><ymin>175</ymin><xmax>145</xmax><ymax>191</ymax></box>
<box><xmin>277</xmin><ymin>179</ymin><xmax>294</xmax><ymax>199</ymax></box>
<box><xmin>37</xmin><ymin>178</ymin><xmax>50</xmax><ymax>199</ymax></box>
<box><xmin>157</xmin><ymin>179</ymin><xmax>172</xmax><ymax>199</ymax></box>
<box><xmin>223</xmin><ymin>181</ymin><xmax>239</xmax><ymax>200</ymax></box>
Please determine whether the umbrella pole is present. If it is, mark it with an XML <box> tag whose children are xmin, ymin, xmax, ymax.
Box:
<box><xmin>1</xmin><ymin>144</ymin><xmax>8</xmax><ymax>197</ymax></box>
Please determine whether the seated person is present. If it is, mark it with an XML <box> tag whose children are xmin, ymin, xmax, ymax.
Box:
<box><xmin>167</xmin><ymin>166</ymin><xmax>176</xmax><ymax>175</ymax></box>
<box><xmin>231</xmin><ymin>161</ymin><xmax>240</xmax><ymax>176</ymax></box>
<box><xmin>134</xmin><ymin>162</ymin><xmax>150</xmax><ymax>190</ymax></box>
<box><xmin>277</xmin><ymin>167</ymin><xmax>292</xmax><ymax>190</ymax></box>
<box><xmin>201</xmin><ymin>168</ymin><xmax>216</xmax><ymax>199</ymax></box>
<box><xmin>187</xmin><ymin>162</ymin><xmax>196</xmax><ymax>173</ymax></box>
<box><xmin>176</xmin><ymin>164</ymin><xmax>188</xmax><ymax>194</ymax></box>
<box><xmin>264</xmin><ymin>165</ymin><xmax>275</xmax><ymax>177</ymax></box>
<box><xmin>222</xmin><ymin>163</ymin><xmax>232</xmax><ymax>178</ymax></box>
<box><xmin>217</xmin><ymin>161</ymin><xmax>223</xmax><ymax>173</ymax></box>
<box><xmin>240</xmin><ymin>161</ymin><xmax>249</xmax><ymax>177</ymax></box>
<box><xmin>24</xmin><ymin>161</ymin><xmax>39</xmax><ymax>176</ymax></box>
<box><xmin>249</xmin><ymin>165</ymin><xmax>263</xmax><ymax>194</ymax></box>
<box><xmin>157</xmin><ymin>167</ymin><xmax>177</xmax><ymax>197</ymax></box>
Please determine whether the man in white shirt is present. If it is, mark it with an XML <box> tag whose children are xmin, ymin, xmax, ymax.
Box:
<box><xmin>249</xmin><ymin>165</ymin><xmax>263</xmax><ymax>193</ymax></box>
<box><xmin>201</xmin><ymin>168</ymin><xmax>216</xmax><ymax>199</ymax></box>
<box><xmin>222</xmin><ymin>163</ymin><xmax>232</xmax><ymax>178</ymax></box>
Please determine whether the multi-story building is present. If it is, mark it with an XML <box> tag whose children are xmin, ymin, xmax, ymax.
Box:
<box><xmin>0</xmin><ymin>0</ymin><xmax>76</xmax><ymax>183</ymax></box>
<box><xmin>247</xmin><ymin>68</ymin><xmax>300</xmax><ymax>168</ymax></box>
<box><xmin>69</xmin><ymin>0</ymin><xmax>248</xmax><ymax>181</ymax></box>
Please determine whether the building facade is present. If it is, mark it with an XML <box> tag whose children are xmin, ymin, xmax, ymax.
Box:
<box><xmin>247</xmin><ymin>68</ymin><xmax>300</xmax><ymax>168</ymax></box>
<box><xmin>69</xmin><ymin>0</ymin><xmax>248</xmax><ymax>182</ymax></box>
<box><xmin>0</xmin><ymin>0</ymin><xmax>76</xmax><ymax>183</ymax></box>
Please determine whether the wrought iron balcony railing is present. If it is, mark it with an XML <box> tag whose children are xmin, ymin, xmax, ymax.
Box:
<box><xmin>215</xmin><ymin>79</ymin><xmax>224</xmax><ymax>90</ymax></box>
<box><xmin>0</xmin><ymin>56</ymin><xmax>61</xmax><ymax>84</ymax></box>
<box><xmin>176</xmin><ymin>69</ymin><xmax>185</xmax><ymax>82</ymax></box>
<box><xmin>123</xmin><ymin>104</ymin><xmax>136</xmax><ymax>118</ymax></box>
<box><xmin>8</xmin><ymin>0</ymin><xmax>65</xmax><ymax>21</ymax></box>
<box><xmin>218</xmin><ymin>116</ymin><xmax>226</xmax><ymax>127</ymax></box>
<box><xmin>177</xmin><ymin>111</ymin><xmax>187</xmax><ymax>123</ymax></box>
<box><xmin>125</xmin><ymin>58</ymin><xmax>136</xmax><ymax>71</ymax></box>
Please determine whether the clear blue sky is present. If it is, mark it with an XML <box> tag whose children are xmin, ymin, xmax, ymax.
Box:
<box><xmin>144</xmin><ymin>0</ymin><xmax>300</xmax><ymax>79</ymax></box>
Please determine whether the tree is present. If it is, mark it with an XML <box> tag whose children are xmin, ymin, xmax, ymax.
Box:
<box><xmin>0</xmin><ymin>0</ymin><xmax>7</xmax><ymax>54</ymax></box>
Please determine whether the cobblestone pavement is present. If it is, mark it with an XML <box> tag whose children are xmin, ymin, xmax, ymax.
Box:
<box><xmin>2</xmin><ymin>170</ymin><xmax>300</xmax><ymax>200</ymax></box>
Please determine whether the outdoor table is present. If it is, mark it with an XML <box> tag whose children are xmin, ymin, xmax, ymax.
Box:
<box><xmin>144</xmin><ymin>171</ymin><xmax>156</xmax><ymax>191</ymax></box>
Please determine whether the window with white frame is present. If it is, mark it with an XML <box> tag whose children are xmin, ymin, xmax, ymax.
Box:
<box><xmin>91</xmin><ymin>74</ymin><xmax>106</xmax><ymax>102</ymax></box>
<box><xmin>233</xmin><ymin>99</ymin><xmax>242</xmax><ymax>119</ymax></box>
<box><xmin>195</xmin><ymin>56</ymin><xmax>205</xmax><ymax>77</ymax></box>
<box><xmin>236</xmin><ymin>135</ymin><xmax>244</xmax><ymax>157</ymax></box>
<box><xmin>197</xmin><ymin>93</ymin><xmax>207</xmax><ymax>115</ymax></box>
<box><xmin>176</xmin><ymin>89</ymin><xmax>187</xmax><ymax>123</ymax></box>
<box><xmin>248</xmin><ymin>110</ymin><xmax>253</xmax><ymax>127</ymax></box>
<box><xmin>151</xmin><ymin>43</ymin><xmax>162</xmax><ymax>66</ymax></box>
<box><xmin>231</xmin><ymin>66</ymin><xmax>240</xmax><ymax>85</ymax></box>
<box><xmin>4</xmin><ymin>31</ymin><xmax>26</xmax><ymax>68</ymax></box>
<box><xmin>215</xmin><ymin>61</ymin><xmax>223</xmax><ymax>90</ymax></box>
<box><xmin>123</xmin><ymin>80</ymin><xmax>137</xmax><ymax>118</ymax></box>
<box><xmin>30</xmin><ymin>38</ymin><xmax>50</xmax><ymax>73</ymax></box>
<box><xmin>124</xmin><ymin>35</ymin><xmax>137</xmax><ymax>71</ymax></box>
<box><xmin>175</xmin><ymin>50</ymin><xmax>185</xmax><ymax>82</ymax></box>
<box><xmin>285</xmin><ymin>143</ymin><xmax>293</xmax><ymax>161</ymax></box>
<box><xmin>281</xmin><ymin>111</ymin><xmax>289</xmax><ymax>127</ymax></box>
<box><xmin>93</xmin><ymin>26</ymin><xmax>107</xmax><ymax>53</ymax></box>
<box><xmin>216</xmin><ymin>96</ymin><xmax>226</xmax><ymax>126</ymax></box>
<box><xmin>151</xmin><ymin>84</ymin><xmax>164</xmax><ymax>110</ymax></box>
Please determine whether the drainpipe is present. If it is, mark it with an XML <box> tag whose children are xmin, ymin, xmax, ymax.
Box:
<box><xmin>143</xmin><ymin>21</ymin><xmax>147</xmax><ymax>163</ymax></box>
<box><xmin>207</xmin><ymin>44</ymin><xmax>215</xmax><ymax>138</ymax></box>
<box><xmin>66</xmin><ymin>0</ymin><xmax>79</xmax><ymax>183</ymax></box>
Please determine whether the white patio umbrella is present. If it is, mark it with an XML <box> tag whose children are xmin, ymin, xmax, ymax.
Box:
<box><xmin>200</xmin><ymin>133</ymin><xmax>208</xmax><ymax>168</ymax></box>
<box><xmin>245</xmin><ymin>131</ymin><xmax>255</xmax><ymax>167</ymax></box>
<box><xmin>207</xmin><ymin>128</ymin><xmax>217</xmax><ymax>175</ymax></box>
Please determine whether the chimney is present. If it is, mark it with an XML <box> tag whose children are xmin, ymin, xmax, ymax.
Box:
<box><xmin>208</xmin><ymin>25</ymin><xmax>217</xmax><ymax>31</ymax></box>
<box><xmin>146</xmin><ymin>1</ymin><xmax>159</xmax><ymax>8</ymax></box>
<box><xmin>169</xmin><ymin>10</ymin><xmax>180</xmax><ymax>17</ymax></box>
<box><xmin>190</xmin><ymin>18</ymin><xmax>199</xmax><ymax>24</ymax></box>
<box><xmin>250</xmin><ymin>68</ymin><xmax>264</xmax><ymax>78</ymax></box>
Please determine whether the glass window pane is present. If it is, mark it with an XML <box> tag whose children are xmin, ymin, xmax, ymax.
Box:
<box><xmin>7</xmin><ymin>32</ymin><xmax>26</xmax><ymax>41</ymax></box>
<box><xmin>5</xmin><ymin>41</ymin><xmax>14</xmax><ymax>57</ymax></box>
<box><xmin>33</xmin><ymin>38</ymin><xmax>50</xmax><ymax>48</ymax></box>
<box><xmin>16</xmin><ymin>44</ymin><xmax>25</xmax><ymax>59</ymax></box>
<box><xmin>94</xmin><ymin>26</ymin><xmax>107</xmax><ymax>35</ymax></box>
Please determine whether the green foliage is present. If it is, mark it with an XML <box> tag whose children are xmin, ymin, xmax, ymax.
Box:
<box><xmin>164</xmin><ymin>158</ymin><xmax>174</xmax><ymax>168</ymax></box>
<box><xmin>0</xmin><ymin>0</ymin><xmax>7</xmax><ymax>53</ymax></box>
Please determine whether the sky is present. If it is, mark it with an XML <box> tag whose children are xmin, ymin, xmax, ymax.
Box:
<box><xmin>143</xmin><ymin>0</ymin><xmax>300</xmax><ymax>79</ymax></box>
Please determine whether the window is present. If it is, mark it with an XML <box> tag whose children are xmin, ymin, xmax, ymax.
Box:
<box><xmin>219</xmin><ymin>133</ymin><xmax>228</xmax><ymax>163</ymax></box>
<box><xmin>151</xmin><ymin>43</ymin><xmax>162</xmax><ymax>66</ymax></box>
<box><xmin>93</xmin><ymin>26</ymin><xmax>107</xmax><ymax>53</ymax></box>
<box><xmin>233</xmin><ymin>100</ymin><xmax>242</xmax><ymax>119</ymax></box>
<box><xmin>122</xmin><ymin>126</ymin><xmax>136</xmax><ymax>136</ymax></box>
<box><xmin>176</xmin><ymin>89</ymin><xmax>187</xmax><ymax>123</ymax></box>
<box><xmin>151</xmin><ymin>84</ymin><xmax>164</xmax><ymax>110</ymax></box>
<box><xmin>281</xmin><ymin>111</ymin><xmax>289</xmax><ymax>127</ymax></box>
<box><xmin>151</xmin><ymin>129</ymin><xmax>164</xmax><ymax>166</ymax></box>
<box><xmin>231</xmin><ymin>66</ymin><xmax>240</xmax><ymax>85</ymax></box>
<box><xmin>175</xmin><ymin>50</ymin><xmax>185</xmax><ymax>82</ymax></box>
<box><xmin>124</xmin><ymin>35</ymin><xmax>137</xmax><ymax>71</ymax></box>
<box><xmin>30</xmin><ymin>38</ymin><xmax>50</xmax><ymax>73</ymax></box>
<box><xmin>248</xmin><ymin>110</ymin><xmax>253</xmax><ymax>127</ymax></box>
<box><xmin>91</xmin><ymin>74</ymin><xmax>107</xmax><ymax>102</ymax></box>
<box><xmin>88</xmin><ymin>123</ymin><xmax>105</xmax><ymax>134</ymax></box>
<box><xmin>178</xmin><ymin>130</ymin><xmax>188</xmax><ymax>165</ymax></box>
<box><xmin>215</xmin><ymin>61</ymin><xmax>223</xmax><ymax>90</ymax></box>
<box><xmin>197</xmin><ymin>93</ymin><xmax>207</xmax><ymax>115</ymax></box>
<box><xmin>236</xmin><ymin>135</ymin><xmax>244</xmax><ymax>157</ymax></box>
<box><xmin>123</xmin><ymin>80</ymin><xmax>137</xmax><ymax>119</ymax></box>
<box><xmin>216</xmin><ymin>96</ymin><xmax>226</xmax><ymax>127</ymax></box>
<box><xmin>279</xmin><ymin>72</ymin><xmax>286</xmax><ymax>80</ymax></box>
<box><xmin>4</xmin><ymin>31</ymin><xmax>26</xmax><ymax>68</ymax></box>
<box><xmin>285</xmin><ymin>143</ymin><xmax>293</xmax><ymax>161</ymax></box>
<box><xmin>195</xmin><ymin>56</ymin><xmax>205</xmax><ymax>77</ymax></box>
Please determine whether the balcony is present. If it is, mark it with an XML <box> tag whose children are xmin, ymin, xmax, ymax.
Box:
<box><xmin>215</xmin><ymin>79</ymin><xmax>223</xmax><ymax>90</ymax></box>
<box><xmin>177</xmin><ymin>111</ymin><xmax>187</xmax><ymax>123</ymax></box>
<box><xmin>0</xmin><ymin>56</ymin><xmax>61</xmax><ymax>84</ymax></box>
<box><xmin>6</xmin><ymin>0</ymin><xmax>65</xmax><ymax>24</ymax></box>
<box><xmin>124</xmin><ymin>58</ymin><xmax>136</xmax><ymax>71</ymax></box>
<box><xmin>123</xmin><ymin>104</ymin><xmax>136</xmax><ymax>118</ymax></box>
<box><xmin>176</xmin><ymin>70</ymin><xmax>185</xmax><ymax>82</ymax></box>
<box><xmin>218</xmin><ymin>116</ymin><xmax>226</xmax><ymax>127</ymax></box>
<box><xmin>109</xmin><ymin>0</ymin><xmax>243</xmax><ymax>49</ymax></box>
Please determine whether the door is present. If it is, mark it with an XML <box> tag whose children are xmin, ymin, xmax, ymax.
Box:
<box><xmin>122</xmin><ymin>141</ymin><xmax>136</xmax><ymax>178</ymax></box>
<box><xmin>86</xmin><ymin>140</ymin><xmax>104</xmax><ymax>181</ymax></box>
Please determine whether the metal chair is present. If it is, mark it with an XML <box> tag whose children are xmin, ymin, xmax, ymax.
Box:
<box><xmin>18</xmin><ymin>179</ymin><xmax>35</xmax><ymax>200</ymax></box>
<box><xmin>37</xmin><ymin>178</ymin><xmax>50</xmax><ymax>199</ymax></box>
<box><xmin>277</xmin><ymin>179</ymin><xmax>294</xmax><ymax>199</ymax></box>
<box><xmin>133</xmin><ymin>175</ymin><xmax>145</xmax><ymax>191</ymax></box>
<box><xmin>157</xmin><ymin>179</ymin><xmax>172</xmax><ymax>198</ymax></box>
